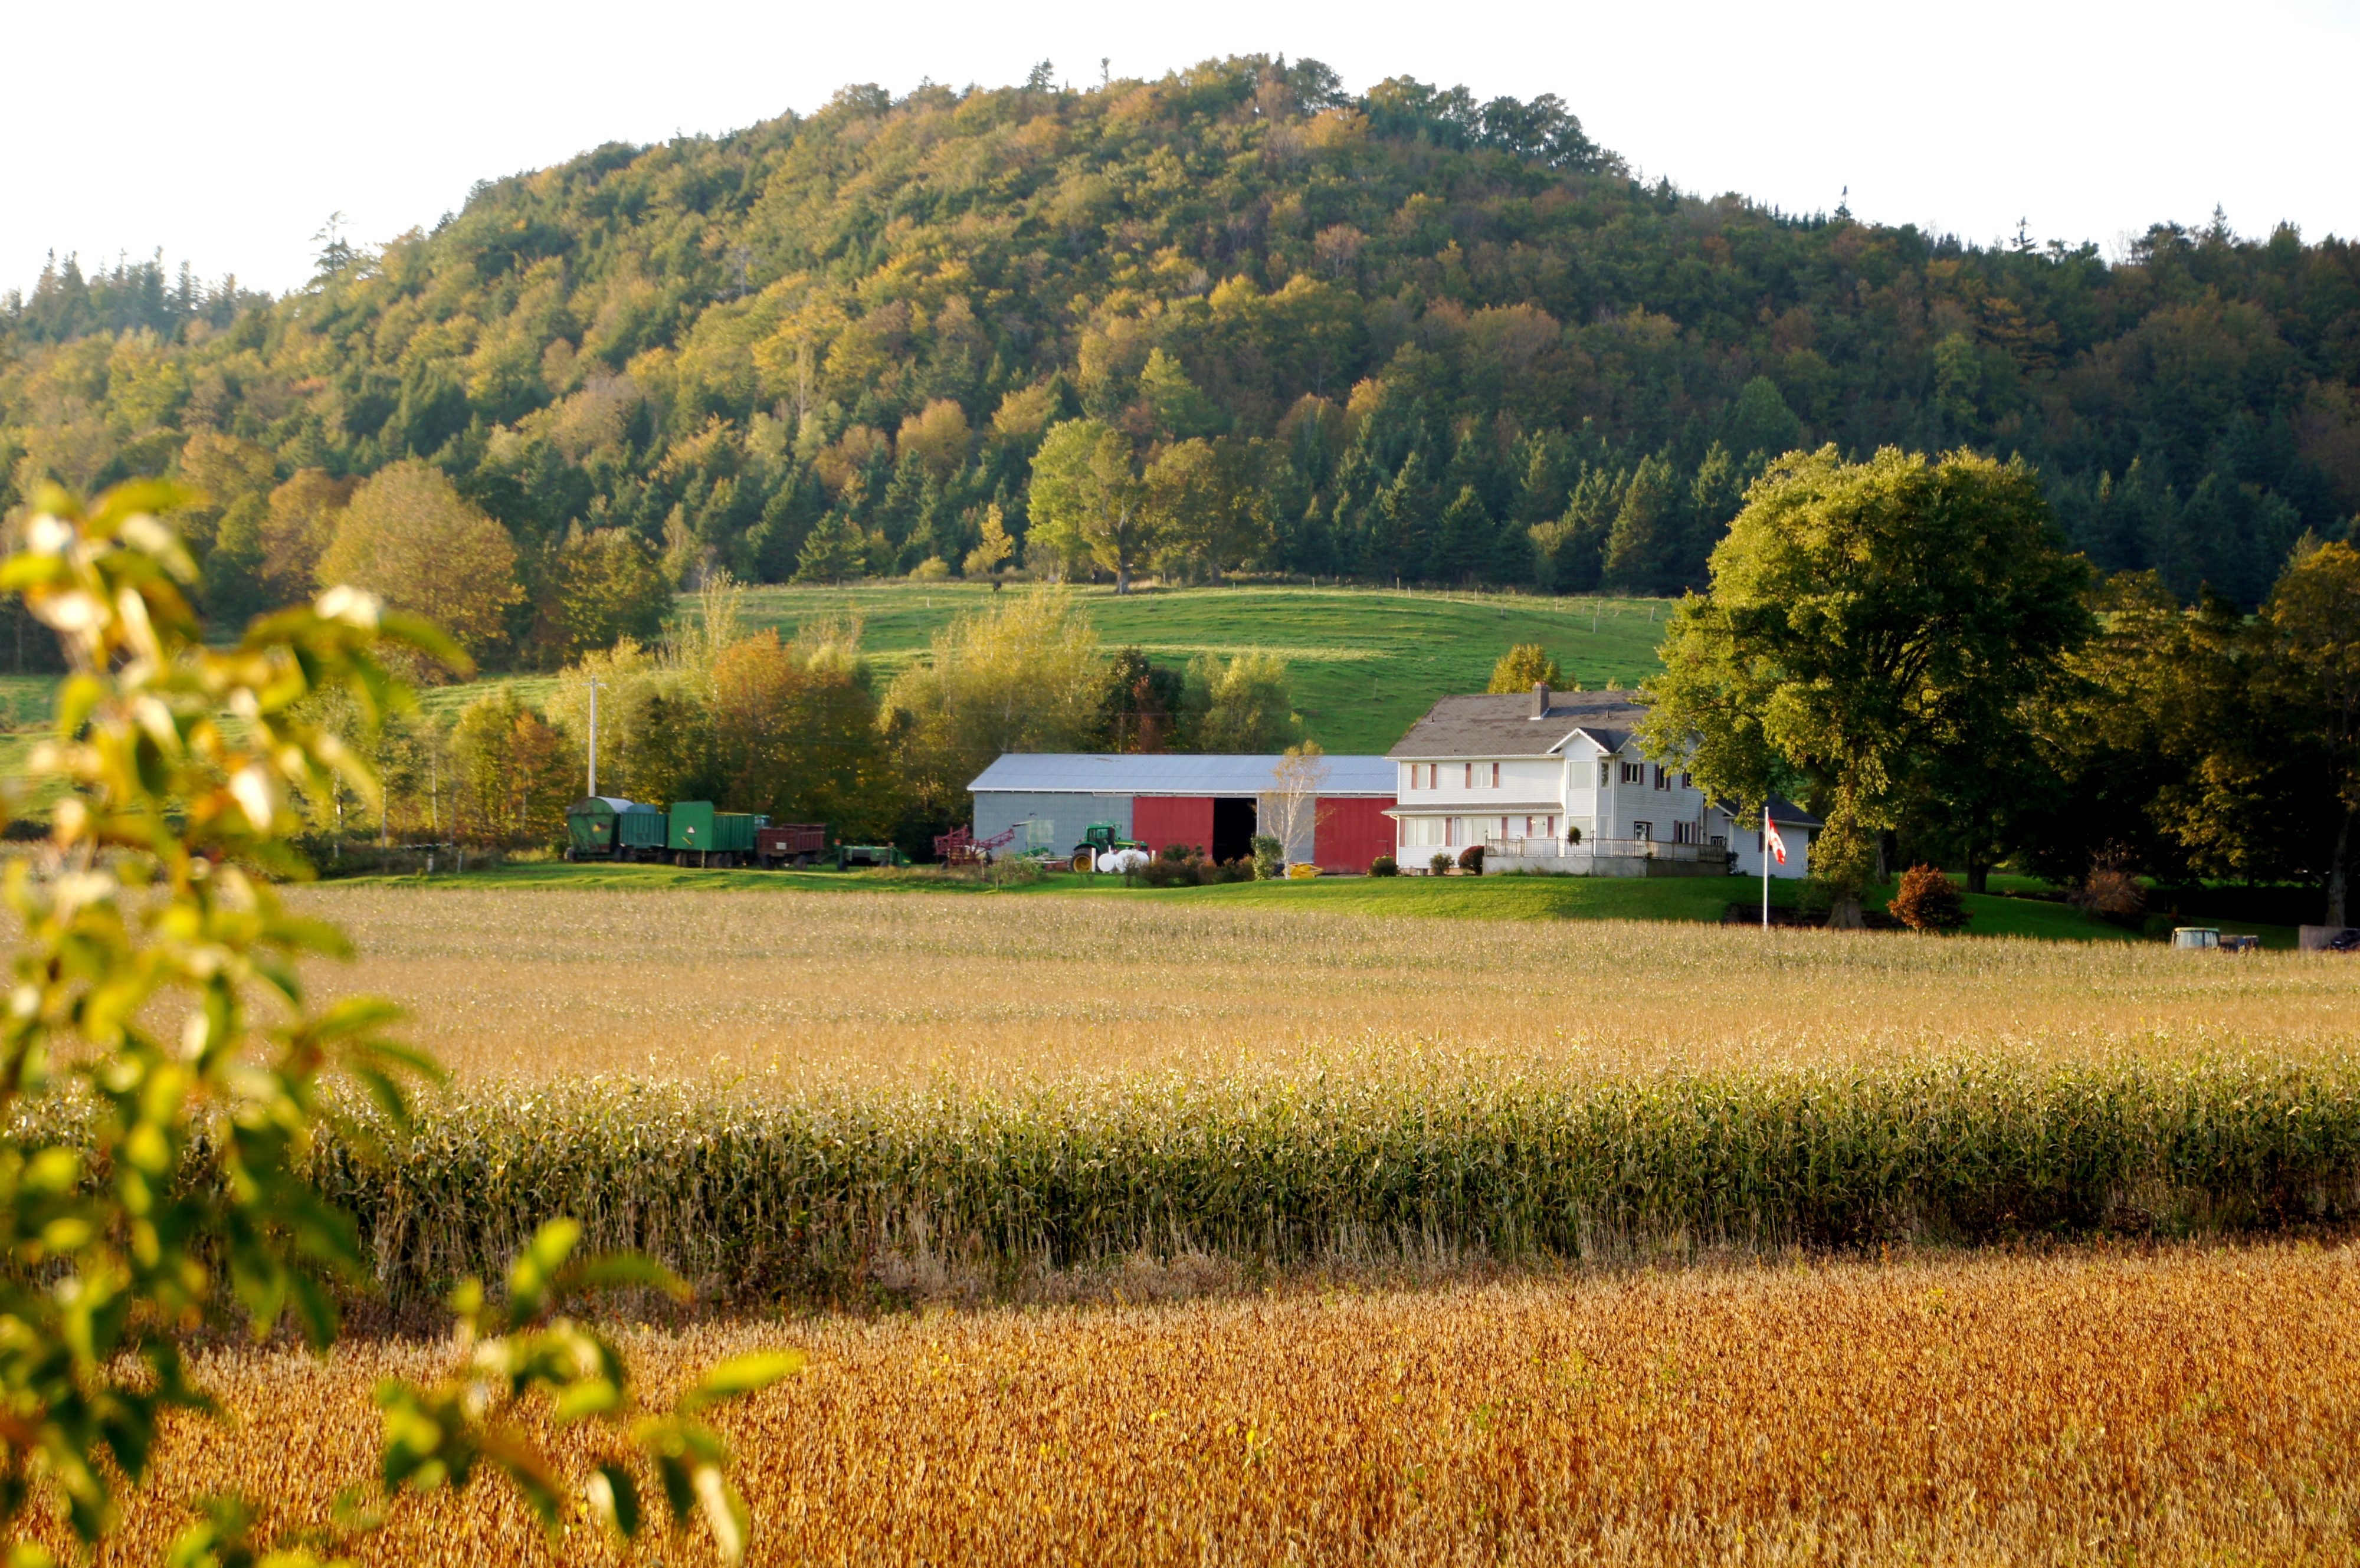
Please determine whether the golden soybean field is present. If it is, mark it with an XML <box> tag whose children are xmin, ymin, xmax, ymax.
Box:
<box><xmin>301</xmin><ymin>885</ymin><xmax>2360</xmax><ymax>1081</ymax></box>
<box><xmin>42</xmin><ymin>1241</ymin><xmax>2360</xmax><ymax>1565</ymax></box>
<box><xmin>54</xmin><ymin>886</ymin><xmax>2360</xmax><ymax>1562</ymax></box>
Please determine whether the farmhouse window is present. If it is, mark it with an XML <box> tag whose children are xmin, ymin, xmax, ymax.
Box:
<box><xmin>1401</xmin><ymin>815</ymin><xmax>1445</xmax><ymax>848</ymax></box>
<box><xmin>1600</xmin><ymin>761</ymin><xmax>1611</xmax><ymax>786</ymax></box>
<box><xmin>1463</xmin><ymin>763</ymin><xmax>1473</xmax><ymax>788</ymax></box>
<box><xmin>1654</xmin><ymin>766</ymin><xmax>1671</xmax><ymax>790</ymax></box>
<box><xmin>1633</xmin><ymin>821</ymin><xmax>1653</xmax><ymax>841</ymax></box>
<box><xmin>1673</xmin><ymin>821</ymin><xmax>1700</xmax><ymax>844</ymax></box>
<box><xmin>1680</xmin><ymin>771</ymin><xmax>1693</xmax><ymax>789</ymax></box>
<box><xmin>1621</xmin><ymin>762</ymin><xmax>1645</xmax><ymax>784</ymax></box>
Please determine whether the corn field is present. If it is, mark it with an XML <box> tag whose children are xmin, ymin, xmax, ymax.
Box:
<box><xmin>264</xmin><ymin>1048</ymin><xmax>2360</xmax><ymax>1308</ymax></box>
<box><xmin>30</xmin><ymin>1240</ymin><xmax>2360</xmax><ymax>1564</ymax></box>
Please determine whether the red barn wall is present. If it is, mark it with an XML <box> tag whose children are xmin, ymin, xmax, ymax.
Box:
<box><xmin>1131</xmin><ymin>795</ymin><xmax>1215</xmax><ymax>857</ymax></box>
<box><xmin>1315</xmin><ymin>796</ymin><xmax>1397</xmax><ymax>872</ymax></box>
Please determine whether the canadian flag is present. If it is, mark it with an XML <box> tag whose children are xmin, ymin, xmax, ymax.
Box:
<box><xmin>1764</xmin><ymin>816</ymin><xmax>1788</xmax><ymax>866</ymax></box>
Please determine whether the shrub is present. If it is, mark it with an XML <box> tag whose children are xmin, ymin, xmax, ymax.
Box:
<box><xmin>1370</xmin><ymin>855</ymin><xmax>1398</xmax><ymax>877</ymax></box>
<box><xmin>1457</xmin><ymin>844</ymin><xmax>1486</xmax><ymax>874</ymax></box>
<box><xmin>1565</xmin><ymin>825</ymin><xmax>1583</xmax><ymax>845</ymax></box>
<box><xmin>1208</xmin><ymin>858</ymin><xmax>1254</xmax><ymax>884</ymax></box>
<box><xmin>1286</xmin><ymin>862</ymin><xmax>1322</xmax><ymax>878</ymax></box>
<box><xmin>1890</xmin><ymin>864</ymin><xmax>1970</xmax><ymax>932</ymax></box>
<box><xmin>1430</xmin><ymin>852</ymin><xmax>1453</xmax><ymax>875</ymax></box>
<box><xmin>2071</xmin><ymin>867</ymin><xmax>2146</xmax><ymax>920</ymax></box>
<box><xmin>910</xmin><ymin>556</ymin><xmax>952</xmax><ymax>580</ymax></box>
<box><xmin>1136</xmin><ymin>857</ymin><xmax>1190</xmax><ymax>888</ymax></box>
<box><xmin>1159</xmin><ymin>842</ymin><xmax>1192</xmax><ymax>863</ymax></box>
<box><xmin>1250</xmin><ymin>834</ymin><xmax>1284</xmax><ymax>880</ymax></box>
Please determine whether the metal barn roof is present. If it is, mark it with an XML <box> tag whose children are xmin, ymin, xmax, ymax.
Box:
<box><xmin>969</xmin><ymin>753</ymin><xmax>1397</xmax><ymax>796</ymax></box>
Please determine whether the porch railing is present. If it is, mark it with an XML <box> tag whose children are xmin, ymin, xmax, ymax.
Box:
<box><xmin>1486</xmin><ymin>835</ymin><xmax>1730</xmax><ymax>864</ymax></box>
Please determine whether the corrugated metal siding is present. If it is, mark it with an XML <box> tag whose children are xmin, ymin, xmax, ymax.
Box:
<box><xmin>973</xmin><ymin>790</ymin><xmax>1132</xmax><ymax>848</ymax></box>
<box><xmin>1315</xmin><ymin>796</ymin><xmax>1398</xmax><ymax>872</ymax></box>
<box><xmin>1133</xmin><ymin>796</ymin><xmax>1214</xmax><ymax>855</ymax></box>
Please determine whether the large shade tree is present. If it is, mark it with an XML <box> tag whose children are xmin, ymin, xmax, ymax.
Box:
<box><xmin>1643</xmin><ymin>446</ymin><xmax>2092</xmax><ymax>924</ymax></box>
<box><xmin>2262</xmin><ymin>540</ymin><xmax>2360</xmax><ymax>924</ymax></box>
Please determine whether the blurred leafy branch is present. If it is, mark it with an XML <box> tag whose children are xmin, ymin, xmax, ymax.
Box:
<box><xmin>0</xmin><ymin>480</ymin><xmax>798</xmax><ymax>1566</ymax></box>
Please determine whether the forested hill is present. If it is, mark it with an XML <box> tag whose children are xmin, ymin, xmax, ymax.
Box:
<box><xmin>5</xmin><ymin>55</ymin><xmax>2358</xmax><ymax>641</ymax></box>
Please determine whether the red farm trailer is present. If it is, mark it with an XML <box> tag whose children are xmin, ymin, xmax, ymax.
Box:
<box><xmin>756</xmin><ymin>823</ymin><xmax>828</xmax><ymax>868</ymax></box>
<box><xmin>935</xmin><ymin>824</ymin><xmax>1017</xmax><ymax>864</ymax></box>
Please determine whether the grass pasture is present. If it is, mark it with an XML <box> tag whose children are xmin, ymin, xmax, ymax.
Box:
<box><xmin>736</xmin><ymin>581</ymin><xmax>1676</xmax><ymax>753</ymax></box>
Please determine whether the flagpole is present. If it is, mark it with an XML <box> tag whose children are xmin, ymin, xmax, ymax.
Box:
<box><xmin>1761</xmin><ymin>805</ymin><xmax>1770</xmax><ymax>933</ymax></box>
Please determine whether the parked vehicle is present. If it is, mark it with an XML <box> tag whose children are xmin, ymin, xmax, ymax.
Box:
<box><xmin>2172</xmin><ymin>927</ymin><xmax>2261</xmax><ymax>953</ymax></box>
<box><xmin>566</xmin><ymin>798</ymin><xmax>838</xmax><ymax>868</ymax></box>
<box><xmin>565</xmin><ymin>797</ymin><xmax>662</xmax><ymax>860</ymax></box>
<box><xmin>1070</xmin><ymin>821</ymin><xmax>1147</xmax><ymax>873</ymax></box>
<box><xmin>935</xmin><ymin>825</ymin><xmax>1016</xmax><ymax>864</ymax></box>
<box><xmin>757</xmin><ymin>823</ymin><xmax>828</xmax><ymax>868</ymax></box>
<box><xmin>666</xmin><ymin>801</ymin><xmax>761</xmax><ymax>866</ymax></box>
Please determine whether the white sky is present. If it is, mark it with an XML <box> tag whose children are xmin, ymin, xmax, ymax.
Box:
<box><xmin>7</xmin><ymin>0</ymin><xmax>2356</xmax><ymax>300</ymax></box>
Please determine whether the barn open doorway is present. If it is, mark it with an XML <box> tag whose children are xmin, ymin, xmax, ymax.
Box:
<box><xmin>1212</xmin><ymin>797</ymin><xmax>1257</xmax><ymax>865</ymax></box>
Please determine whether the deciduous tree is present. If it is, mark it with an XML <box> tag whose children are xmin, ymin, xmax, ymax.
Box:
<box><xmin>1487</xmin><ymin>644</ymin><xmax>1566</xmax><ymax>693</ymax></box>
<box><xmin>1027</xmin><ymin>418</ymin><xmax>1156</xmax><ymax>592</ymax></box>
<box><xmin>1644</xmin><ymin>447</ymin><xmax>2091</xmax><ymax>926</ymax></box>
<box><xmin>2263</xmin><ymin>540</ymin><xmax>2360</xmax><ymax>924</ymax></box>
<box><xmin>1186</xmin><ymin>651</ymin><xmax>1299</xmax><ymax>752</ymax></box>
<box><xmin>319</xmin><ymin>460</ymin><xmax>523</xmax><ymax>673</ymax></box>
<box><xmin>883</xmin><ymin>588</ymin><xmax>1106</xmax><ymax>811</ymax></box>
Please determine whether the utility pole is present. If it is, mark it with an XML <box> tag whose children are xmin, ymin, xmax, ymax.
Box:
<box><xmin>587</xmin><ymin>678</ymin><xmax>606</xmax><ymax>797</ymax></box>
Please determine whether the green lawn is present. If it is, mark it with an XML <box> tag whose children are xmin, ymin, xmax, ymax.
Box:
<box><xmin>326</xmin><ymin>858</ymin><xmax>2233</xmax><ymax>944</ymax></box>
<box><xmin>729</xmin><ymin>582</ymin><xmax>1674</xmax><ymax>754</ymax></box>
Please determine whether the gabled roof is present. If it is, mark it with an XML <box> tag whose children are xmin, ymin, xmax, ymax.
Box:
<box><xmin>1713</xmin><ymin>794</ymin><xmax>1825</xmax><ymax>829</ymax></box>
<box><xmin>968</xmin><ymin>753</ymin><xmax>1397</xmax><ymax>796</ymax></box>
<box><xmin>1386</xmin><ymin>691</ymin><xmax>1651</xmax><ymax>760</ymax></box>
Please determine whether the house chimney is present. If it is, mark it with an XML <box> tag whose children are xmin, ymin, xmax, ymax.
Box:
<box><xmin>1529</xmin><ymin>680</ymin><xmax>1549</xmax><ymax>719</ymax></box>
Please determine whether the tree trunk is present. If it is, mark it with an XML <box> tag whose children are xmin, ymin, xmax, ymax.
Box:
<box><xmin>1827</xmin><ymin>894</ymin><xmax>1864</xmax><ymax>930</ymax></box>
<box><xmin>2329</xmin><ymin>805</ymin><xmax>2355</xmax><ymax>928</ymax></box>
<box><xmin>1967</xmin><ymin>848</ymin><xmax>1990</xmax><ymax>895</ymax></box>
<box><xmin>1115</xmin><ymin>558</ymin><xmax>1130</xmax><ymax>595</ymax></box>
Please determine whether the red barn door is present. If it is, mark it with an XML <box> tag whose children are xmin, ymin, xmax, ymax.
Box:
<box><xmin>1131</xmin><ymin>796</ymin><xmax>1215</xmax><ymax>858</ymax></box>
<box><xmin>1315</xmin><ymin>797</ymin><xmax>1397</xmax><ymax>872</ymax></box>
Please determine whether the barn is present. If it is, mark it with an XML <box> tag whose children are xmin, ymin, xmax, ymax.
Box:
<box><xmin>968</xmin><ymin>754</ymin><xmax>1398</xmax><ymax>871</ymax></box>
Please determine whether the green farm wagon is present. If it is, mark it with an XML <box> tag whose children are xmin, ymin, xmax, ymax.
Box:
<box><xmin>664</xmin><ymin>801</ymin><xmax>765</xmax><ymax>867</ymax></box>
<box><xmin>565</xmin><ymin>797</ymin><xmax>663</xmax><ymax>860</ymax></box>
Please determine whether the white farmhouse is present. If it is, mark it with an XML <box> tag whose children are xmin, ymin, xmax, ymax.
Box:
<box><xmin>1385</xmin><ymin>684</ymin><xmax>1820</xmax><ymax>877</ymax></box>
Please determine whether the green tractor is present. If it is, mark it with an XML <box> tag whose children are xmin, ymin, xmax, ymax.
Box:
<box><xmin>1071</xmin><ymin>821</ymin><xmax>1147</xmax><ymax>872</ymax></box>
